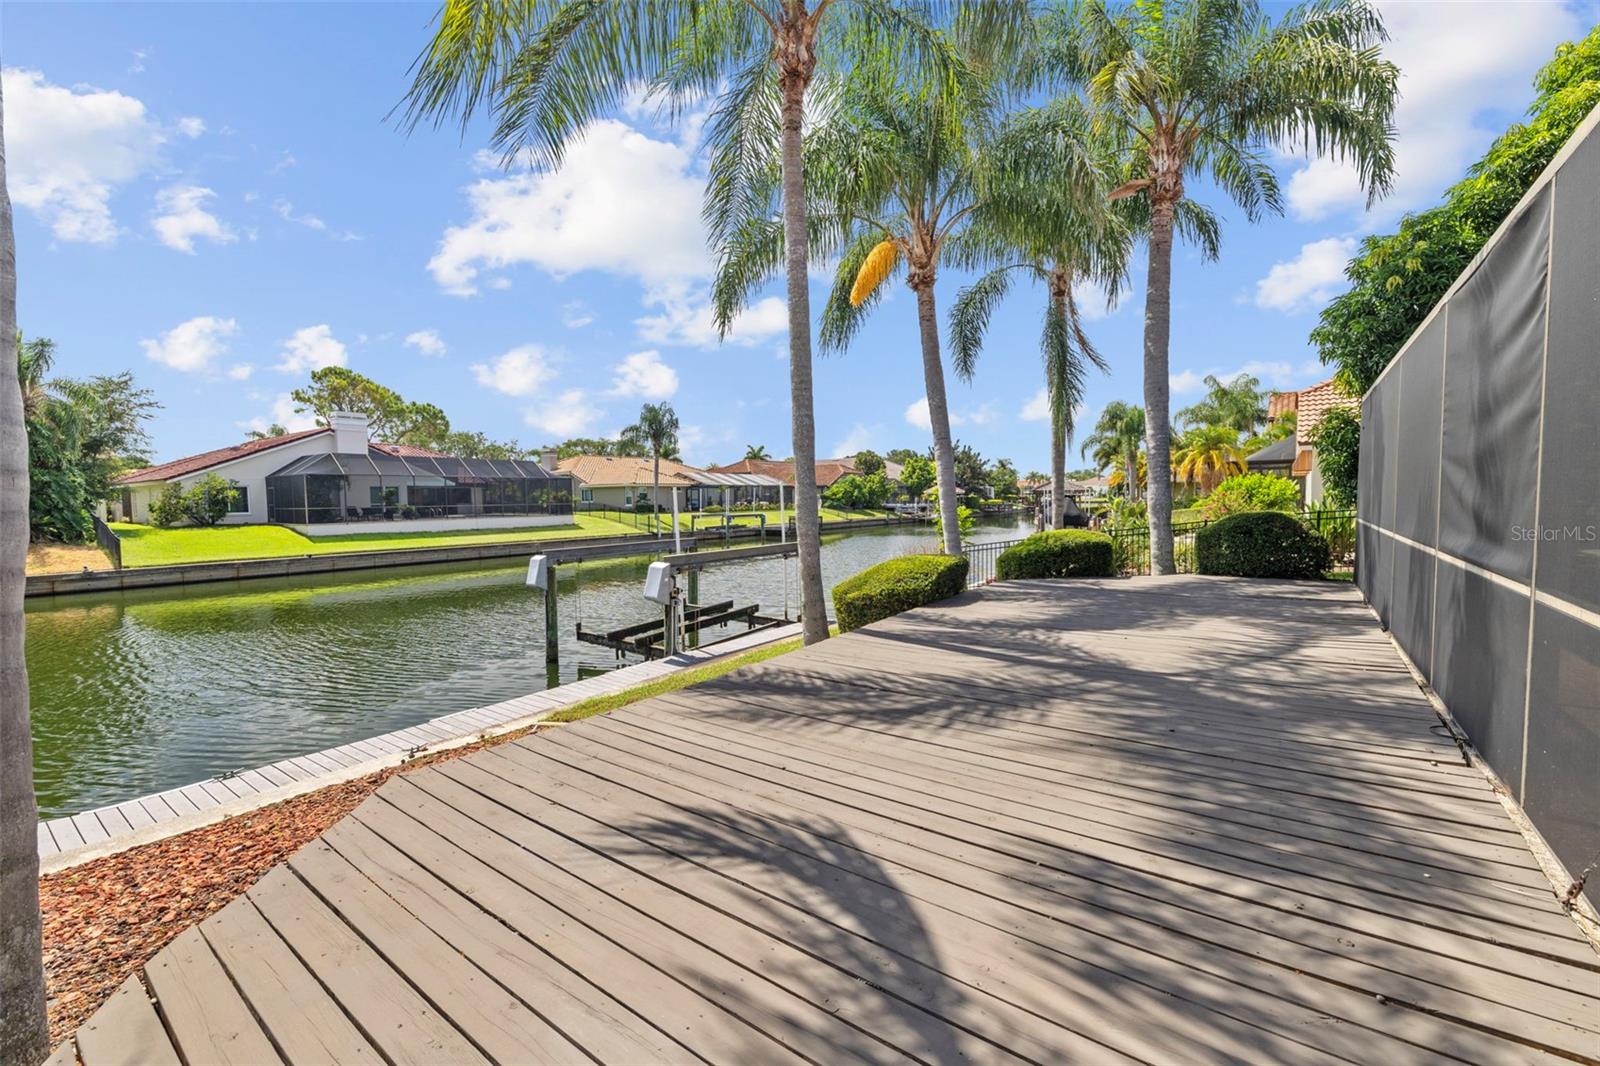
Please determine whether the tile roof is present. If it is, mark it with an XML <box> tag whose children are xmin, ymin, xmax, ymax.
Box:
<box><xmin>372</xmin><ymin>442</ymin><xmax>448</xmax><ymax>459</ymax></box>
<box><xmin>113</xmin><ymin>427</ymin><xmax>330</xmax><ymax>485</ymax></box>
<box><xmin>557</xmin><ymin>455</ymin><xmax>701</xmax><ymax>488</ymax></box>
<box><xmin>1294</xmin><ymin>378</ymin><xmax>1358</xmax><ymax>441</ymax></box>
<box><xmin>707</xmin><ymin>458</ymin><xmax>858</xmax><ymax>486</ymax></box>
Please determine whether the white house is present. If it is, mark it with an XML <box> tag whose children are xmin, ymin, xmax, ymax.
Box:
<box><xmin>112</xmin><ymin>412</ymin><xmax>576</xmax><ymax>536</ymax></box>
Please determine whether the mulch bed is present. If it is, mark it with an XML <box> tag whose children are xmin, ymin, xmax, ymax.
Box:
<box><xmin>41</xmin><ymin>725</ymin><xmax>547</xmax><ymax>1046</ymax></box>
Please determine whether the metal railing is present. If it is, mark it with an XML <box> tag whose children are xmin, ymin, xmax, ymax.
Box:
<box><xmin>92</xmin><ymin>514</ymin><xmax>123</xmax><ymax>570</ymax></box>
<box><xmin>961</xmin><ymin>537</ymin><xmax>1026</xmax><ymax>587</ymax></box>
<box><xmin>1102</xmin><ymin>507</ymin><xmax>1357</xmax><ymax>576</ymax></box>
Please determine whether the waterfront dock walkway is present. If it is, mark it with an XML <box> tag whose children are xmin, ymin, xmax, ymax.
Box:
<box><xmin>38</xmin><ymin>623</ymin><xmax>803</xmax><ymax>868</ymax></box>
<box><xmin>56</xmin><ymin>578</ymin><xmax>1600</xmax><ymax>1063</ymax></box>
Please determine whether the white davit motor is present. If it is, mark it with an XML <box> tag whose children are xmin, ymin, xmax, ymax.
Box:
<box><xmin>526</xmin><ymin>554</ymin><xmax>550</xmax><ymax>590</ymax></box>
<box><xmin>643</xmin><ymin>561</ymin><xmax>675</xmax><ymax>605</ymax></box>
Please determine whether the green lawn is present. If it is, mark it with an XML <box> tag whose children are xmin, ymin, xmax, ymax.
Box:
<box><xmin>111</xmin><ymin>513</ymin><xmax>643</xmax><ymax>567</ymax></box>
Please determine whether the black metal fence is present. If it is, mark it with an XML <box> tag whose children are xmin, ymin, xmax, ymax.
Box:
<box><xmin>962</xmin><ymin>537</ymin><xmax>1026</xmax><ymax>587</ymax></box>
<box><xmin>92</xmin><ymin>513</ymin><xmax>122</xmax><ymax>570</ymax></box>
<box><xmin>1101</xmin><ymin>508</ymin><xmax>1356</xmax><ymax>576</ymax></box>
<box><xmin>1358</xmin><ymin>109</ymin><xmax>1599</xmax><ymax>907</ymax></box>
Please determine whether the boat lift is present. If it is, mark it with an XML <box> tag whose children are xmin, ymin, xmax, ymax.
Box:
<box><xmin>529</xmin><ymin>539</ymin><xmax>799</xmax><ymax>664</ymax></box>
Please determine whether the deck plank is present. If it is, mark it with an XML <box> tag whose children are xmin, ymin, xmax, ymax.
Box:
<box><xmin>142</xmin><ymin>926</ymin><xmax>283</xmax><ymax>1065</ymax></box>
<box><xmin>75</xmin><ymin>975</ymin><xmax>179</xmax><ymax>1066</ymax></box>
<box><xmin>62</xmin><ymin>577</ymin><xmax>1600</xmax><ymax>1064</ymax></box>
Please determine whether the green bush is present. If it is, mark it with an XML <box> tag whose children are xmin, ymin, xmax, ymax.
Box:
<box><xmin>995</xmin><ymin>529</ymin><xmax>1116</xmax><ymax>580</ymax></box>
<box><xmin>1198</xmin><ymin>472</ymin><xmax>1301</xmax><ymax>520</ymax></box>
<box><xmin>148</xmin><ymin>483</ymin><xmax>187</xmax><ymax>528</ymax></box>
<box><xmin>832</xmin><ymin>553</ymin><xmax>969</xmax><ymax>632</ymax></box>
<box><xmin>1195</xmin><ymin>511</ymin><xmax>1331</xmax><ymax>579</ymax></box>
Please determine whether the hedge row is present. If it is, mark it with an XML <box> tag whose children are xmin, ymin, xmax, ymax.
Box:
<box><xmin>995</xmin><ymin>529</ymin><xmax>1116</xmax><ymax>580</ymax></box>
<box><xmin>1194</xmin><ymin>510</ymin><xmax>1331</xmax><ymax>579</ymax></box>
<box><xmin>832</xmin><ymin>553</ymin><xmax>969</xmax><ymax>632</ymax></box>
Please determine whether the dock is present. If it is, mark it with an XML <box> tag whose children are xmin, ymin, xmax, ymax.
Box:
<box><xmin>52</xmin><ymin>577</ymin><xmax>1600</xmax><ymax>1063</ymax></box>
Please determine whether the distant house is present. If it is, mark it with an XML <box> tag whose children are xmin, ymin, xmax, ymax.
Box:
<box><xmin>708</xmin><ymin>455</ymin><xmax>903</xmax><ymax>490</ymax></box>
<box><xmin>111</xmin><ymin>412</ymin><xmax>574</xmax><ymax>534</ymax></box>
<box><xmin>559</xmin><ymin>455</ymin><xmax>786</xmax><ymax>511</ymax></box>
<box><xmin>1248</xmin><ymin>377</ymin><xmax>1358</xmax><ymax>501</ymax></box>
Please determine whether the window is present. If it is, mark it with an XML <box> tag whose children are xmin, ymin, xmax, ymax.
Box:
<box><xmin>580</xmin><ymin>488</ymin><xmax>594</xmax><ymax>503</ymax></box>
<box><xmin>624</xmin><ymin>488</ymin><xmax>634</xmax><ymax>506</ymax></box>
<box><xmin>369</xmin><ymin>486</ymin><xmax>400</xmax><ymax>507</ymax></box>
<box><xmin>227</xmin><ymin>485</ymin><xmax>250</xmax><ymax>513</ymax></box>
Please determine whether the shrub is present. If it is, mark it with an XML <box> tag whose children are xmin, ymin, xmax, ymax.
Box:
<box><xmin>1308</xmin><ymin>406</ymin><xmax>1360</xmax><ymax>507</ymax></box>
<box><xmin>182</xmin><ymin>473</ymin><xmax>238</xmax><ymax>526</ymax></box>
<box><xmin>1195</xmin><ymin>511</ymin><xmax>1331</xmax><ymax>579</ymax></box>
<box><xmin>148</xmin><ymin>483</ymin><xmax>187</xmax><ymax>528</ymax></box>
<box><xmin>1198</xmin><ymin>472</ymin><xmax>1301</xmax><ymax>520</ymax></box>
<box><xmin>832</xmin><ymin>553</ymin><xmax>969</xmax><ymax>632</ymax></box>
<box><xmin>996</xmin><ymin>529</ymin><xmax>1116</xmax><ymax>580</ymax></box>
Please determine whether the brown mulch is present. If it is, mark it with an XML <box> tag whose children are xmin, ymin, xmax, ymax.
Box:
<box><xmin>41</xmin><ymin>725</ymin><xmax>548</xmax><ymax>1046</ymax></box>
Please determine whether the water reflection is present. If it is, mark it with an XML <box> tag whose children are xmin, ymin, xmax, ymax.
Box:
<box><xmin>27</xmin><ymin>520</ymin><xmax>1025</xmax><ymax>817</ymax></box>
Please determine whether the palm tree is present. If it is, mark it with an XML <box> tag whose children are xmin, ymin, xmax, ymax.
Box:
<box><xmin>1081</xmin><ymin>401</ymin><xmax>1144</xmax><ymax>502</ymax></box>
<box><xmin>1173</xmin><ymin>424</ymin><xmax>1247</xmax><ymax>493</ymax></box>
<box><xmin>743</xmin><ymin>443</ymin><xmax>769</xmax><ymax>460</ymax></box>
<box><xmin>0</xmin><ymin>76</ymin><xmax>49</xmax><ymax>1066</ymax></box>
<box><xmin>1040</xmin><ymin>0</ymin><xmax>1398</xmax><ymax>573</ymax></box>
<box><xmin>949</xmin><ymin>98</ymin><xmax>1135</xmax><ymax>529</ymax></box>
<box><xmin>621</xmin><ymin>403</ymin><xmax>680</xmax><ymax>536</ymax></box>
<box><xmin>1178</xmin><ymin>373</ymin><xmax>1266</xmax><ymax>436</ymax></box>
<box><xmin>401</xmin><ymin>4</ymin><xmax>1025</xmax><ymax>644</ymax></box>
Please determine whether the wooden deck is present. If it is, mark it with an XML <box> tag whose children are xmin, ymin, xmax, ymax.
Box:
<box><xmin>57</xmin><ymin>577</ymin><xmax>1600</xmax><ymax>1064</ymax></box>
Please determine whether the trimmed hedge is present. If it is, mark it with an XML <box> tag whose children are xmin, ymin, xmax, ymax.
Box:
<box><xmin>995</xmin><ymin>529</ymin><xmax>1116</xmax><ymax>580</ymax></box>
<box><xmin>832</xmin><ymin>553</ymin><xmax>969</xmax><ymax>632</ymax></box>
<box><xmin>1195</xmin><ymin>510</ymin><xmax>1331</xmax><ymax>579</ymax></box>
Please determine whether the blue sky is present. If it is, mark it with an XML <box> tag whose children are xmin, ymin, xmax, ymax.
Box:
<box><xmin>5</xmin><ymin>1</ymin><xmax>1595</xmax><ymax>474</ymax></box>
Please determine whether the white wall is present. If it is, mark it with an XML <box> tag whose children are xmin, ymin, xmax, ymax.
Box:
<box><xmin>121</xmin><ymin>431</ymin><xmax>334</xmax><ymax>526</ymax></box>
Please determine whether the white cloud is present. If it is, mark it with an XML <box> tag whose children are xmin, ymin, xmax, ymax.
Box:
<box><xmin>151</xmin><ymin>184</ymin><xmax>235</xmax><ymax>253</ymax></box>
<box><xmin>269</xmin><ymin>153</ymin><xmax>297</xmax><ymax>175</ymax></box>
<box><xmin>1253</xmin><ymin>236</ymin><xmax>1358</xmax><ymax>313</ymax></box>
<box><xmin>140</xmin><ymin>315</ymin><xmax>237</xmax><ymax>373</ymax></box>
<box><xmin>3</xmin><ymin>68</ymin><xmax>165</xmax><ymax>243</ymax></box>
<box><xmin>276</xmin><ymin>325</ymin><xmax>347</xmax><ymax>373</ymax></box>
<box><xmin>176</xmin><ymin>116</ymin><xmax>205</xmax><ymax>138</ymax></box>
<box><xmin>608</xmin><ymin>349</ymin><xmax>678</xmax><ymax>400</ymax></box>
<box><xmin>430</xmin><ymin>119</ymin><xmax>707</xmax><ymax>296</ymax></box>
<box><xmin>562</xmin><ymin>302</ymin><xmax>595</xmax><ymax>329</ymax></box>
<box><xmin>226</xmin><ymin>363</ymin><xmax>254</xmax><ymax>381</ymax></box>
<box><xmin>239</xmin><ymin>393</ymin><xmax>318</xmax><ymax>435</ymax></box>
<box><xmin>524</xmin><ymin>389</ymin><xmax>602</xmax><ymax>437</ymax></box>
<box><xmin>471</xmin><ymin>344</ymin><xmax>555</xmax><ymax>396</ymax></box>
<box><xmin>904</xmin><ymin>397</ymin><xmax>995</xmax><ymax>432</ymax></box>
<box><xmin>1284</xmin><ymin>1</ymin><xmax>1580</xmax><ymax>223</ymax></box>
<box><xmin>1169</xmin><ymin>370</ymin><xmax>1205</xmax><ymax>395</ymax></box>
<box><xmin>274</xmin><ymin>198</ymin><xmax>326</xmax><ymax>231</ymax></box>
<box><xmin>1172</xmin><ymin>359</ymin><xmax>1325</xmax><ymax>396</ymax></box>
<box><xmin>1021</xmin><ymin>389</ymin><xmax>1051</xmax><ymax>422</ymax></box>
<box><xmin>636</xmin><ymin>291</ymin><xmax>786</xmax><ymax>349</ymax></box>
<box><xmin>831</xmin><ymin>423</ymin><xmax>879</xmax><ymax>457</ymax></box>
<box><xmin>404</xmin><ymin>329</ymin><xmax>447</xmax><ymax>357</ymax></box>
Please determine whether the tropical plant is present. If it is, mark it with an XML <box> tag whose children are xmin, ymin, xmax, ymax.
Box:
<box><xmin>793</xmin><ymin>65</ymin><xmax>1015</xmax><ymax>555</ymax></box>
<box><xmin>824</xmin><ymin>471</ymin><xmax>893</xmax><ymax>510</ymax></box>
<box><xmin>1308</xmin><ymin>405</ymin><xmax>1360</xmax><ymax>506</ymax></box>
<box><xmin>0</xmin><ymin>75</ymin><xmax>50</xmax><ymax>1064</ymax></box>
<box><xmin>1198</xmin><ymin>471</ymin><xmax>1302</xmax><ymax>520</ymax></box>
<box><xmin>1241</xmin><ymin>411</ymin><xmax>1295</xmax><ymax>454</ymax></box>
<box><xmin>743</xmin><ymin>443</ymin><xmax>770</xmax><ymax>460</ymax></box>
<box><xmin>246</xmin><ymin>422</ymin><xmax>289</xmax><ymax>441</ymax></box>
<box><xmin>948</xmin><ymin>96</ymin><xmax>1138</xmax><ymax>528</ymax></box>
<box><xmin>1172</xmin><ymin>424</ymin><xmax>1247</xmax><ymax>493</ymax></box>
<box><xmin>1314</xmin><ymin>26</ymin><xmax>1600</xmax><ymax>394</ymax></box>
<box><xmin>182</xmin><ymin>473</ymin><xmax>241</xmax><ymax>527</ymax></box>
<box><xmin>402</xmin><ymin>0</ymin><xmax>1027</xmax><ymax>646</ymax></box>
<box><xmin>852</xmin><ymin>449</ymin><xmax>884</xmax><ymax>476</ymax></box>
<box><xmin>621</xmin><ymin>403</ymin><xmax>680</xmax><ymax>535</ymax></box>
<box><xmin>933</xmin><ymin>502</ymin><xmax>976</xmax><ymax>544</ymax></box>
<box><xmin>556</xmin><ymin>436</ymin><xmax>648</xmax><ymax>460</ymax></box>
<box><xmin>290</xmin><ymin>367</ymin><xmax>448</xmax><ymax>445</ymax></box>
<box><xmin>899</xmin><ymin>452</ymin><xmax>936</xmax><ymax>501</ymax></box>
<box><xmin>1040</xmin><ymin>0</ymin><xmax>1399</xmax><ymax>573</ymax></box>
<box><xmin>1177</xmin><ymin>373</ymin><xmax>1267</xmax><ymax>435</ymax></box>
<box><xmin>987</xmin><ymin>457</ymin><xmax>1021</xmax><ymax>500</ymax></box>
<box><xmin>1080</xmin><ymin>401</ymin><xmax>1144</xmax><ymax>501</ymax></box>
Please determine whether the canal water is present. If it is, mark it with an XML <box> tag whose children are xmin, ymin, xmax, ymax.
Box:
<box><xmin>26</xmin><ymin>519</ymin><xmax>1027</xmax><ymax>819</ymax></box>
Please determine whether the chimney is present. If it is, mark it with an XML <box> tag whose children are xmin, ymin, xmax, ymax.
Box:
<box><xmin>541</xmin><ymin>447</ymin><xmax>559</xmax><ymax>472</ymax></box>
<box><xmin>329</xmin><ymin>411</ymin><xmax>370</xmax><ymax>454</ymax></box>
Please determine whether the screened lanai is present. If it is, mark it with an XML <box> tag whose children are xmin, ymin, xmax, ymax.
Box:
<box><xmin>684</xmin><ymin>470</ymin><xmax>785</xmax><ymax>510</ymax></box>
<box><xmin>265</xmin><ymin>449</ymin><xmax>574</xmax><ymax>525</ymax></box>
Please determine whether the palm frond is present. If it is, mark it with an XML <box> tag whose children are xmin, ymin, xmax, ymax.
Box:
<box><xmin>948</xmin><ymin>266</ymin><xmax>1018</xmax><ymax>380</ymax></box>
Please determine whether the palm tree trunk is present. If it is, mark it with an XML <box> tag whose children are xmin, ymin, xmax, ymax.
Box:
<box><xmin>652</xmin><ymin>451</ymin><xmax>660</xmax><ymax>537</ymax></box>
<box><xmin>913</xmin><ymin>280</ymin><xmax>961</xmax><ymax>555</ymax></box>
<box><xmin>777</xmin><ymin>47</ymin><xmax>826</xmax><ymax>644</ymax></box>
<box><xmin>1142</xmin><ymin>198</ymin><xmax>1177</xmax><ymax>574</ymax></box>
<box><xmin>0</xmin><ymin>79</ymin><xmax>50</xmax><ymax>1066</ymax></box>
<box><xmin>1049</xmin><ymin>418</ymin><xmax>1066</xmax><ymax>530</ymax></box>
